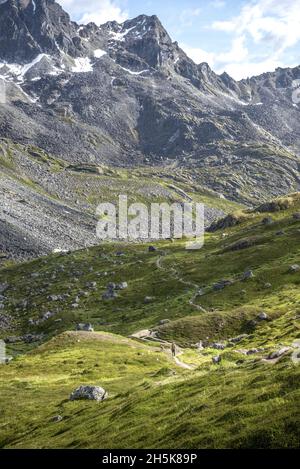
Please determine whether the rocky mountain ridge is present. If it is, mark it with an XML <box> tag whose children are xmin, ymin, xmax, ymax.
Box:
<box><xmin>0</xmin><ymin>0</ymin><xmax>300</xmax><ymax>258</ymax></box>
<box><xmin>1</xmin><ymin>1</ymin><xmax>299</xmax><ymax>165</ymax></box>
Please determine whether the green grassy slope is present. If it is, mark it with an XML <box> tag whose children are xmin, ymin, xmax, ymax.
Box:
<box><xmin>0</xmin><ymin>331</ymin><xmax>299</xmax><ymax>449</ymax></box>
<box><xmin>0</xmin><ymin>193</ymin><xmax>300</xmax><ymax>448</ymax></box>
<box><xmin>0</xmin><ymin>137</ymin><xmax>240</xmax><ymax>214</ymax></box>
<box><xmin>0</xmin><ymin>332</ymin><xmax>185</xmax><ymax>448</ymax></box>
<box><xmin>1</xmin><ymin>194</ymin><xmax>299</xmax><ymax>346</ymax></box>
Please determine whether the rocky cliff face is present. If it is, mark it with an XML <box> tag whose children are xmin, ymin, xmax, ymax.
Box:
<box><xmin>0</xmin><ymin>0</ymin><xmax>299</xmax><ymax>167</ymax></box>
<box><xmin>0</xmin><ymin>0</ymin><xmax>299</xmax><ymax>258</ymax></box>
<box><xmin>0</xmin><ymin>0</ymin><xmax>83</xmax><ymax>61</ymax></box>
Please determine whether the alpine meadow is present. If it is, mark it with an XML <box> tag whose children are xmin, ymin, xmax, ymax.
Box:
<box><xmin>0</xmin><ymin>0</ymin><xmax>299</xmax><ymax>455</ymax></box>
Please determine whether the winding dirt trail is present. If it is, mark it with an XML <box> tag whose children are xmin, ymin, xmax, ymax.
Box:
<box><xmin>156</xmin><ymin>250</ymin><xmax>207</xmax><ymax>312</ymax></box>
<box><xmin>162</xmin><ymin>345</ymin><xmax>196</xmax><ymax>370</ymax></box>
<box><xmin>71</xmin><ymin>331</ymin><xmax>195</xmax><ymax>370</ymax></box>
<box><xmin>173</xmin><ymin>354</ymin><xmax>195</xmax><ymax>370</ymax></box>
<box><xmin>130</xmin><ymin>332</ymin><xmax>196</xmax><ymax>370</ymax></box>
<box><xmin>131</xmin><ymin>249</ymin><xmax>206</xmax><ymax>371</ymax></box>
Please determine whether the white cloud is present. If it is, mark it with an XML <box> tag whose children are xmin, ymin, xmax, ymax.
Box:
<box><xmin>181</xmin><ymin>44</ymin><xmax>216</xmax><ymax>66</ymax></box>
<box><xmin>213</xmin><ymin>0</ymin><xmax>300</xmax><ymax>52</ymax></box>
<box><xmin>210</xmin><ymin>0</ymin><xmax>300</xmax><ymax>79</ymax></box>
<box><xmin>217</xmin><ymin>35</ymin><xmax>248</xmax><ymax>64</ymax></box>
<box><xmin>58</xmin><ymin>0</ymin><xmax>128</xmax><ymax>25</ymax></box>
<box><xmin>216</xmin><ymin>58</ymin><xmax>283</xmax><ymax>80</ymax></box>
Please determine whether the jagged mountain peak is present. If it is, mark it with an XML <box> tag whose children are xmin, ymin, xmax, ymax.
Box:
<box><xmin>0</xmin><ymin>0</ymin><xmax>86</xmax><ymax>62</ymax></box>
<box><xmin>0</xmin><ymin>0</ymin><xmax>234</xmax><ymax>88</ymax></box>
<box><xmin>101</xmin><ymin>13</ymin><xmax>167</xmax><ymax>34</ymax></box>
<box><xmin>0</xmin><ymin>0</ymin><xmax>300</xmax><ymax>263</ymax></box>
<box><xmin>118</xmin><ymin>13</ymin><xmax>171</xmax><ymax>41</ymax></box>
<box><xmin>80</xmin><ymin>13</ymin><xmax>176</xmax><ymax>70</ymax></box>
<box><xmin>0</xmin><ymin>0</ymin><xmax>212</xmax><ymax>85</ymax></box>
<box><xmin>0</xmin><ymin>1</ymin><xmax>174</xmax><ymax>63</ymax></box>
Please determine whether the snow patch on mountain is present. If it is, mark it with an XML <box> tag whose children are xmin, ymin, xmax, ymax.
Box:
<box><xmin>118</xmin><ymin>66</ymin><xmax>150</xmax><ymax>76</ymax></box>
<box><xmin>72</xmin><ymin>57</ymin><xmax>93</xmax><ymax>73</ymax></box>
<box><xmin>109</xmin><ymin>26</ymin><xmax>136</xmax><ymax>41</ymax></box>
<box><xmin>94</xmin><ymin>49</ymin><xmax>107</xmax><ymax>59</ymax></box>
<box><xmin>0</xmin><ymin>54</ymin><xmax>50</xmax><ymax>82</ymax></box>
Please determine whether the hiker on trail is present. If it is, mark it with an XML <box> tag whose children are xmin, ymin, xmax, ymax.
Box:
<box><xmin>171</xmin><ymin>342</ymin><xmax>177</xmax><ymax>358</ymax></box>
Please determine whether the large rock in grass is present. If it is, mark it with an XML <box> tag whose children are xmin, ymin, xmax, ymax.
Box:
<box><xmin>226</xmin><ymin>237</ymin><xmax>258</xmax><ymax>252</ymax></box>
<box><xmin>268</xmin><ymin>347</ymin><xmax>291</xmax><ymax>360</ymax></box>
<box><xmin>229</xmin><ymin>334</ymin><xmax>248</xmax><ymax>344</ymax></box>
<box><xmin>211</xmin><ymin>342</ymin><xmax>226</xmax><ymax>350</ymax></box>
<box><xmin>213</xmin><ymin>279</ymin><xmax>233</xmax><ymax>291</ymax></box>
<box><xmin>212</xmin><ymin>356</ymin><xmax>222</xmax><ymax>364</ymax></box>
<box><xmin>0</xmin><ymin>283</ymin><xmax>9</xmax><ymax>294</ymax></box>
<box><xmin>76</xmin><ymin>323</ymin><xmax>94</xmax><ymax>332</ymax></box>
<box><xmin>70</xmin><ymin>386</ymin><xmax>107</xmax><ymax>401</ymax></box>
<box><xmin>241</xmin><ymin>270</ymin><xmax>254</xmax><ymax>280</ymax></box>
<box><xmin>257</xmin><ymin>312</ymin><xmax>268</xmax><ymax>321</ymax></box>
<box><xmin>102</xmin><ymin>290</ymin><xmax>118</xmax><ymax>300</ymax></box>
<box><xmin>116</xmin><ymin>282</ymin><xmax>128</xmax><ymax>290</ymax></box>
<box><xmin>262</xmin><ymin>217</ymin><xmax>274</xmax><ymax>226</ymax></box>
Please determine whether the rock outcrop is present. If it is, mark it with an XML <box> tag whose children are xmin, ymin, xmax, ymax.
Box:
<box><xmin>70</xmin><ymin>385</ymin><xmax>107</xmax><ymax>401</ymax></box>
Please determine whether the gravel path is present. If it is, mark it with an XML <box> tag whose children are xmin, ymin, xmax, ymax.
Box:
<box><xmin>156</xmin><ymin>250</ymin><xmax>207</xmax><ymax>312</ymax></box>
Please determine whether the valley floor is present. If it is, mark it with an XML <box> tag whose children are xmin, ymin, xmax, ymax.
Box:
<box><xmin>0</xmin><ymin>193</ymin><xmax>300</xmax><ymax>448</ymax></box>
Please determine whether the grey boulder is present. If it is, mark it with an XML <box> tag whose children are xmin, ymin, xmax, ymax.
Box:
<box><xmin>212</xmin><ymin>356</ymin><xmax>222</xmax><ymax>364</ymax></box>
<box><xmin>102</xmin><ymin>290</ymin><xmax>118</xmax><ymax>300</ymax></box>
<box><xmin>268</xmin><ymin>347</ymin><xmax>291</xmax><ymax>360</ymax></box>
<box><xmin>76</xmin><ymin>323</ymin><xmax>94</xmax><ymax>332</ymax></box>
<box><xmin>159</xmin><ymin>319</ymin><xmax>170</xmax><ymax>326</ymax></box>
<box><xmin>70</xmin><ymin>385</ymin><xmax>107</xmax><ymax>401</ymax></box>
<box><xmin>213</xmin><ymin>279</ymin><xmax>233</xmax><ymax>291</ymax></box>
<box><xmin>116</xmin><ymin>282</ymin><xmax>128</xmax><ymax>290</ymax></box>
<box><xmin>0</xmin><ymin>283</ymin><xmax>9</xmax><ymax>294</ymax></box>
<box><xmin>211</xmin><ymin>342</ymin><xmax>226</xmax><ymax>350</ymax></box>
<box><xmin>257</xmin><ymin>312</ymin><xmax>268</xmax><ymax>321</ymax></box>
<box><xmin>262</xmin><ymin>217</ymin><xmax>274</xmax><ymax>226</ymax></box>
<box><xmin>241</xmin><ymin>270</ymin><xmax>254</xmax><ymax>280</ymax></box>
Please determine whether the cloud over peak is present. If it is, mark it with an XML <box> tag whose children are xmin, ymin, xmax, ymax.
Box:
<box><xmin>59</xmin><ymin>0</ymin><xmax>128</xmax><ymax>25</ymax></box>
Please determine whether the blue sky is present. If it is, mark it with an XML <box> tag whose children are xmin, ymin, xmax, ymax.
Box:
<box><xmin>59</xmin><ymin>0</ymin><xmax>300</xmax><ymax>79</ymax></box>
